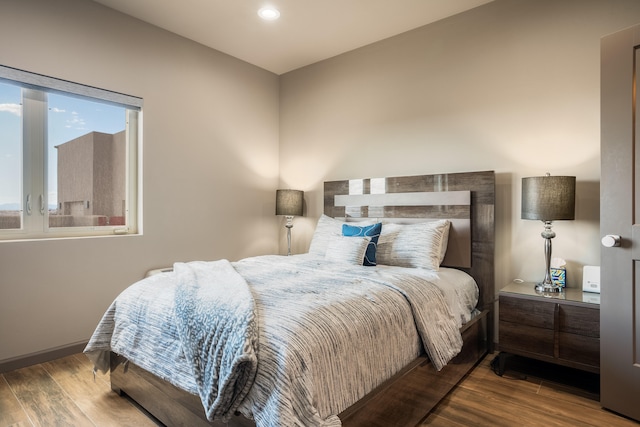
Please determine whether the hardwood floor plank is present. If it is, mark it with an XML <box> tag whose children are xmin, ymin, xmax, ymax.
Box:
<box><xmin>463</xmin><ymin>369</ymin><xmax>609</xmax><ymax>425</ymax></box>
<box><xmin>419</xmin><ymin>412</ymin><xmax>468</xmax><ymax>426</ymax></box>
<box><xmin>42</xmin><ymin>355</ymin><xmax>159</xmax><ymax>427</ymax></box>
<box><xmin>423</xmin><ymin>354</ymin><xmax>636</xmax><ymax>427</ymax></box>
<box><xmin>536</xmin><ymin>379</ymin><xmax>600</xmax><ymax>408</ymax></box>
<box><xmin>462</xmin><ymin>365</ymin><xmax>543</xmax><ymax>394</ymax></box>
<box><xmin>3</xmin><ymin>364</ymin><xmax>94</xmax><ymax>427</ymax></box>
<box><xmin>424</xmin><ymin>386</ymin><xmax>560</xmax><ymax>427</ymax></box>
<box><xmin>71</xmin><ymin>353</ymin><xmax>111</xmax><ymax>389</ymax></box>
<box><xmin>0</xmin><ymin>375</ymin><xmax>32</xmax><ymax>427</ymax></box>
<box><xmin>535</xmin><ymin>382</ymin><xmax>638</xmax><ymax>426</ymax></box>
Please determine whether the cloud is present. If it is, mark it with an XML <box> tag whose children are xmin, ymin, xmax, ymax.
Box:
<box><xmin>50</xmin><ymin>107</ymin><xmax>65</xmax><ymax>113</ymax></box>
<box><xmin>66</xmin><ymin>111</ymin><xmax>86</xmax><ymax>129</ymax></box>
<box><xmin>0</xmin><ymin>103</ymin><xmax>21</xmax><ymax>116</ymax></box>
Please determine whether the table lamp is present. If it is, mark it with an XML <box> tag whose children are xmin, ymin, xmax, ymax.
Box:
<box><xmin>521</xmin><ymin>174</ymin><xmax>576</xmax><ymax>293</ymax></box>
<box><xmin>276</xmin><ymin>189</ymin><xmax>303</xmax><ymax>256</ymax></box>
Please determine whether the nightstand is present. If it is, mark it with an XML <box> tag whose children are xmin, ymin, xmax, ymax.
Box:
<box><xmin>497</xmin><ymin>282</ymin><xmax>600</xmax><ymax>375</ymax></box>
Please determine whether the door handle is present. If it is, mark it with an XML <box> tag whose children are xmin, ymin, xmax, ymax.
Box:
<box><xmin>26</xmin><ymin>194</ymin><xmax>32</xmax><ymax>215</ymax></box>
<box><xmin>602</xmin><ymin>234</ymin><xmax>621</xmax><ymax>247</ymax></box>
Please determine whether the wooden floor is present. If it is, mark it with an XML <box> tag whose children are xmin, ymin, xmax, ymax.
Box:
<box><xmin>0</xmin><ymin>352</ymin><xmax>637</xmax><ymax>427</ymax></box>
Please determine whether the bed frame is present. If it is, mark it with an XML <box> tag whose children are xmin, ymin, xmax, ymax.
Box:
<box><xmin>109</xmin><ymin>170</ymin><xmax>495</xmax><ymax>426</ymax></box>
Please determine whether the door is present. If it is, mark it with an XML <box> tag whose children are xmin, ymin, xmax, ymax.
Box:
<box><xmin>601</xmin><ymin>24</ymin><xmax>640</xmax><ymax>422</ymax></box>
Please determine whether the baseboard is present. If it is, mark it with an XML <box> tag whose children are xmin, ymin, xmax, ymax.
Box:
<box><xmin>0</xmin><ymin>341</ymin><xmax>88</xmax><ymax>373</ymax></box>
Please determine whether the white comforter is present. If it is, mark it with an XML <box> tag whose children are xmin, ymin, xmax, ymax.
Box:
<box><xmin>84</xmin><ymin>254</ymin><xmax>477</xmax><ymax>426</ymax></box>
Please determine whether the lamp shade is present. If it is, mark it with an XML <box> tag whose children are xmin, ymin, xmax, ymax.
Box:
<box><xmin>276</xmin><ymin>189</ymin><xmax>303</xmax><ymax>216</ymax></box>
<box><xmin>521</xmin><ymin>175</ymin><xmax>576</xmax><ymax>221</ymax></box>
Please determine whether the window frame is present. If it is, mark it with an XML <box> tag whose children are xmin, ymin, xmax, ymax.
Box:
<box><xmin>0</xmin><ymin>65</ymin><xmax>142</xmax><ymax>241</ymax></box>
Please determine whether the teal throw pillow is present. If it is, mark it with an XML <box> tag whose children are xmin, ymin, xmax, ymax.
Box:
<box><xmin>342</xmin><ymin>222</ymin><xmax>382</xmax><ymax>266</ymax></box>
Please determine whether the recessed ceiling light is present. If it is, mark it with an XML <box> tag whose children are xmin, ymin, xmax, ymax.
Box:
<box><xmin>258</xmin><ymin>7</ymin><xmax>280</xmax><ymax>21</ymax></box>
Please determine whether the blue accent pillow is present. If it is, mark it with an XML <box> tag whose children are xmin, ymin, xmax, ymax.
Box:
<box><xmin>342</xmin><ymin>223</ymin><xmax>382</xmax><ymax>266</ymax></box>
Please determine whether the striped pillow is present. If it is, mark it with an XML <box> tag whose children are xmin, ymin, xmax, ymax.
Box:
<box><xmin>324</xmin><ymin>235</ymin><xmax>371</xmax><ymax>265</ymax></box>
<box><xmin>376</xmin><ymin>220</ymin><xmax>450</xmax><ymax>270</ymax></box>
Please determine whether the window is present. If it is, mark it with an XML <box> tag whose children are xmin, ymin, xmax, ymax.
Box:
<box><xmin>0</xmin><ymin>65</ymin><xmax>142</xmax><ymax>240</ymax></box>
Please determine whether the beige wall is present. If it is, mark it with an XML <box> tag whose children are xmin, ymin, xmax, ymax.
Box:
<box><xmin>4</xmin><ymin>0</ymin><xmax>640</xmax><ymax>365</ymax></box>
<box><xmin>0</xmin><ymin>0</ymin><xmax>280</xmax><ymax>363</ymax></box>
<box><xmin>279</xmin><ymin>0</ymin><xmax>640</xmax><ymax>293</ymax></box>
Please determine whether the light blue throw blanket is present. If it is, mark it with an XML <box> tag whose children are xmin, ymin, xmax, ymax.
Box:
<box><xmin>173</xmin><ymin>260</ymin><xmax>258</xmax><ymax>421</ymax></box>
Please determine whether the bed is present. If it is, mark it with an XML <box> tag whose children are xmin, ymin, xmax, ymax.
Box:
<box><xmin>84</xmin><ymin>170</ymin><xmax>495</xmax><ymax>427</ymax></box>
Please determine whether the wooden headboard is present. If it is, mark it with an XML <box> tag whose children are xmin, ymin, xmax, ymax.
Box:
<box><xmin>323</xmin><ymin>170</ymin><xmax>495</xmax><ymax>315</ymax></box>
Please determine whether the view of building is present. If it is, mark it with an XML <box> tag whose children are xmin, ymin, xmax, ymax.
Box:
<box><xmin>0</xmin><ymin>130</ymin><xmax>126</xmax><ymax>229</ymax></box>
<box><xmin>53</xmin><ymin>130</ymin><xmax>126</xmax><ymax>227</ymax></box>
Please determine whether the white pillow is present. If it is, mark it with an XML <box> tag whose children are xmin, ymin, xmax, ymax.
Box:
<box><xmin>309</xmin><ymin>215</ymin><xmax>374</xmax><ymax>256</ymax></box>
<box><xmin>308</xmin><ymin>215</ymin><xmax>344</xmax><ymax>256</ymax></box>
<box><xmin>376</xmin><ymin>220</ymin><xmax>450</xmax><ymax>270</ymax></box>
<box><xmin>324</xmin><ymin>235</ymin><xmax>371</xmax><ymax>265</ymax></box>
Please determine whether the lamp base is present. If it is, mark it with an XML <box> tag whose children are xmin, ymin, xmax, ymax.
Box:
<box><xmin>534</xmin><ymin>283</ymin><xmax>563</xmax><ymax>293</ymax></box>
<box><xmin>285</xmin><ymin>217</ymin><xmax>293</xmax><ymax>256</ymax></box>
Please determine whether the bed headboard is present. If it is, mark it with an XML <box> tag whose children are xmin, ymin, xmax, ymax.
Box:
<box><xmin>323</xmin><ymin>170</ymin><xmax>495</xmax><ymax>314</ymax></box>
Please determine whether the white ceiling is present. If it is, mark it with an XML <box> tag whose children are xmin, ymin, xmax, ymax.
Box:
<box><xmin>92</xmin><ymin>0</ymin><xmax>493</xmax><ymax>75</ymax></box>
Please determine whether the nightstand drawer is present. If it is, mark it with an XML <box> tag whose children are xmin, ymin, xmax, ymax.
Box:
<box><xmin>499</xmin><ymin>321</ymin><xmax>554</xmax><ymax>356</ymax></box>
<box><xmin>559</xmin><ymin>305</ymin><xmax>599</xmax><ymax>338</ymax></box>
<box><xmin>559</xmin><ymin>333</ymin><xmax>600</xmax><ymax>369</ymax></box>
<box><xmin>499</xmin><ymin>295</ymin><xmax>555</xmax><ymax>329</ymax></box>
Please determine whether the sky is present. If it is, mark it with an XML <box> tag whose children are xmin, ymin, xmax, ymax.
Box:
<box><xmin>0</xmin><ymin>81</ymin><xmax>126</xmax><ymax>207</ymax></box>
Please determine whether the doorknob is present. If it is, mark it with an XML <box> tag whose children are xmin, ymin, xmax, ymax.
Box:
<box><xmin>601</xmin><ymin>234</ymin><xmax>621</xmax><ymax>247</ymax></box>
